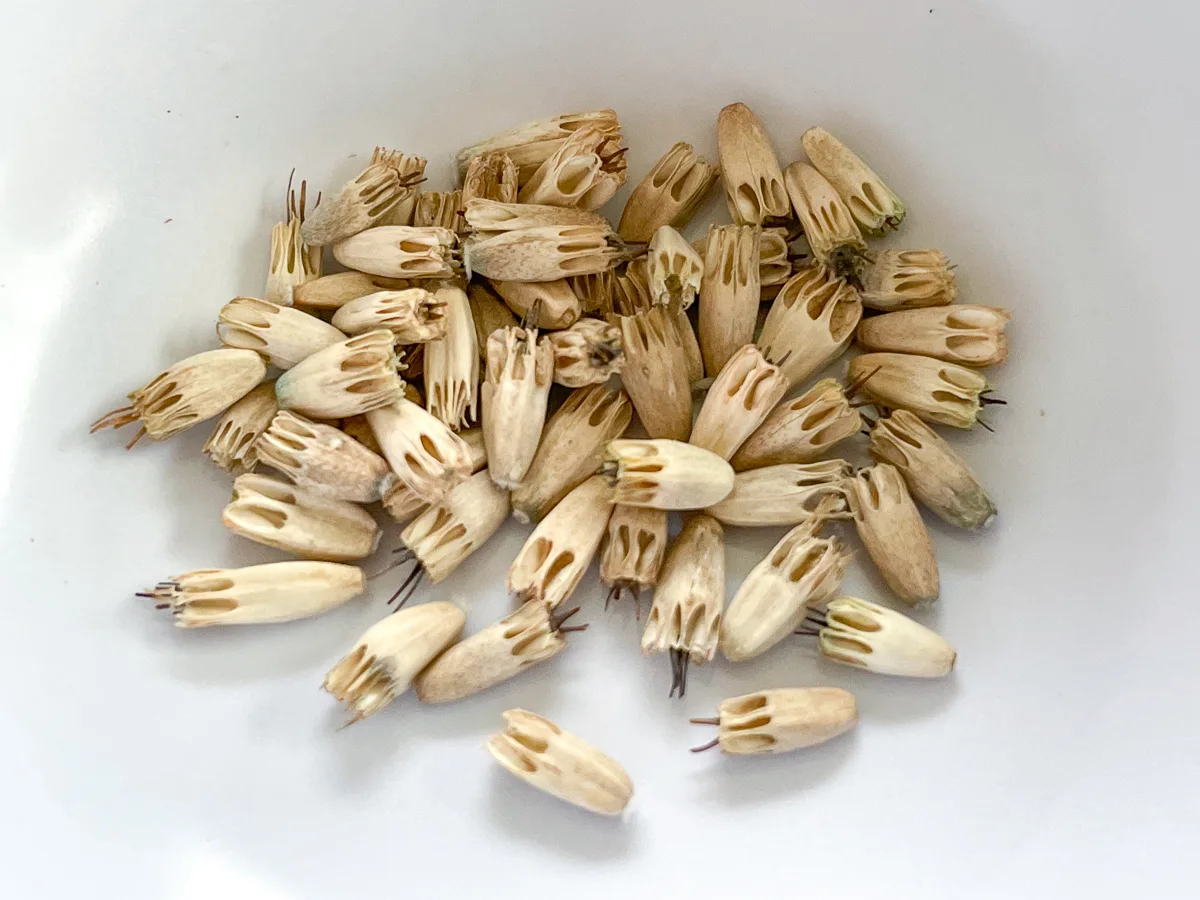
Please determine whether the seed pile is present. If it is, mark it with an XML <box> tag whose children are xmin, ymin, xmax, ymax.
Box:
<box><xmin>94</xmin><ymin>103</ymin><xmax>1009</xmax><ymax>817</ymax></box>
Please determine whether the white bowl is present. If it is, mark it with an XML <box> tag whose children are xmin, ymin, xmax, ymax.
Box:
<box><xmin>2</xmin><ymin>2</ymin><xmax>1196</xmax><ymax>897</ymax></box>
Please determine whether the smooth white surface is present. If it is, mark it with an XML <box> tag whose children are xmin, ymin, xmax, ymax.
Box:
<box><xmin>2</xmin><ymin>1</ymin><xmax>1198</xmax><ymax>897</ymax></box>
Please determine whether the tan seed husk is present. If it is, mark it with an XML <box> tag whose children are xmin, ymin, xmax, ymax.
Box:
<box><xmin>300</xmin><ymin>153</ymin><xmax>425</xmax><ymax>246</ymax></box>
<box><xmin>465</xmin><ymin>225</ymin><xmax>623</xmax><ymax>282</ymax></box>
<box><xmin>783</xmin><ymin>161</ymin><xmax>867</xmax><ymax>278</ymax></box>
<box><xmin>698</xmin><ymin>224</ymin><xmax>760</xmax><ymax>375</ymax></box>
<box><xmin>256</xmin><ymin>410</ymin><xmax>395</xmax><ymax>502</ymax></box>
<box><xmin>818</xmin><ymin>596</ymin><xmax>956</xmax><ymax>677</ymax></box>
<box><xmin>856</xmin><ymin>305</ymin><xmax>1011</xmax><ymax>367</ymax></box>
<box><xmin>691</xmin><ymin>688</ymin><xmax>857</xmax><ymax>755</ymax></box>
<box><xmin>618</xmin><ymin>141</ymin><xmax>719</xmax><ymax>242</ymax></box>
<box><xmin>274</xmin><ymin>330</ymin><xmax>403</xmax><ymax>419</ymax></box>
<box><xmin>706</xmin><ymin>462</ymin><xmax>851</xmax><ymax>527</ymax></box>
<box><xmin>367</xmin><ymin>396</ymin><xmax>473</xmax><ymax>504</ymax></box>
<box><xmin>731</xmin><ymin>377</ymin><xmax>863</xmax><ymax>471</ymax></box>
<box><xmin>618</xmin><ymin>305</ymin><xmax>694</xmax><ymax>441</ymax></box>
<box><xmin>491</xmin><ymin>278</ymin><xmax>581</xmax><ymax>329</ymax></box>
<box><xmin>332</xmin><ymin>226</ymin><xmax>458</xmax><ymax>279</ymax></box>
<box><xmin>412</xmin><ymin>189</ymin><xmax>466</xmax><ymax>235</ymax></box>
<box><xmin>217</xmin><ymin>297</ymin><xmax>346</xmax><ymax>369</ymax></box>
<box><xmin>757</xmin><ymin>264</ymin><xmax>863</xmax><ymax>388</ymax></box>
<box><xmin>716</xmin><ymin>102</ymin><xmax>790</xmax><ymax>226</ymax></box>
<box><xmin>602</xmin><ymin>439</ymin><xmax>734</xmax><ymax>510</ymax></box>
<box><xmin>690</xmin><ymin>345</ymin><xmax>790</xmax><ymax>460</ymax></box>
<box><xmin>849</xmin><ymin>352</ymin><xmax>992</xmax><ymax>430</ymax></box>
<box><xmin>400</xmin><ymin>469</ymin><xmax>511</xmax><ymax>583</ymax></box>
<box><xmin>517</xmin><ymin>124</ymin><xmax>628</xmax><ymax>210</ymax></box>
<box><xmin>801</xmin><ymin>126</ymin><xmax>906</xmax><ymax>233</ymax></box>
<box><xmin>600</xmin><ymin>504</ymin><xmax>668</xmax><ymax>606</ymax></box>
<box><xmin>289</xmin><ymin>271</ymin><xmax>413</xmax><ymax>310</ymax></box>
<box><xmin>202</xmin><ymin>381</ymin><xmax>278</xmax><ymax>474</ymax></box>
<box><xmin>857</xmin><ymin>249</ymin><xmax>957</xmax><ymax>310</ymax></box>
<box><xmin>455</xmin><ymin>109</ymin><xmax>621</xmax><ymax>185</ymax></box>
<box><xmin>423</xmin><ymin>285</ymin><xmax>479</xmax><ymax>430</ymax></box>
<box><xmin>547</xmin><ymin>318</ymin><xmax>623</xmax><ymax>388</ymax></box>
<box><xmin>481</xmin><ymin>325</ymin><xmax>554</xmax><ymax>489</ymax></box>
<box><xmin>331</xmin><ymin>288</ymin><xmax>448</xmax><ymax>343</ymax></box>
<box><xmin>461</xmin><ymin>151</ymin><xmax>519</xmax><ymax>204</ymax></box>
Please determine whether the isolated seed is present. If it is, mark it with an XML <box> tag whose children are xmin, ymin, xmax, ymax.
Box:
<box><xmin>140</xmin><ymin>561</ymin><xmax>364</xmax><ymax>628</ymax></box>
<box><xmin>455</xmin><ymin>109</ymin><xmax>622</xmax><ymax>185</ymax></box>
<box><xmin>91</xmin><ymin>348</ymin><xmax>267</xmax><ymax>448</ymax></box>
<box><xmin>642</xmin><ymin>515</ymin><xmax>725</xmax><ymax>698</ymax></box>
<box><xmin>858</xmin><ymin>249</ymin><xmax>957</xmax><ymax>310</ymax></box>
<box><xmin>491</xmin><ymin>278</ymin><xmax>581</xmax><ymax>329</ymax></box>
<box><xmin>690</xmin><ymin>345</ymin><xmax>790</xmax><ymax>460</ymax></box>
<box><xmin>462</xmin><ymin>151</ymin><xmax>519</xmax><ymax>204</ymax></box>
<box><xmin>511</xmin><ymin>385</ymin><xmax>632</xmax><ymax>523</ymax></box>
<box><xmin>689</xmin><ymin>688</ymin><xmax>857</xmax><ymax>755</ymax></box>
<box><xmin>716</xmin><ymin>102</ymin><xmax>790</xmax><ymax>226</ymax></box>
<box><xmin>481</xmin><ymin>324</ymin><xmax>554</xmax><ymax>488</ymax></box>
<box><xmin>222</xmin><ymin>474</ymin><xmax>381</xmax><ymax>561</ymax></box>
<box><xmin>202</xmin><ymin>380</ymin><xmax>278</xmax><ymax>474</ymax></box>
<box><xmin>508</xmin><ymin>475</ymin><xmax>613</xmax><ymax>609</ymax></box>
<box><xmin>849</xmin><ymin>352</ymin><xmax>996</xmax><ymax>430</ymax></box>
<box><xmin>698</xmin><ymin>224</ymin><xmax>761</xmax><ymax>375</ymax></box>
<box><xmin>301</xmin><ymin>154</ymin><xmax>425</xmax><ymax>246</ymax></box>
<box><xmin>468</xmin><ymin>281</ymin><xmax>520</xmax><ymax>353</ymax></box>
<box><xmin>601</xmin><ymin>439</ymin><xmax>734</xmax><ymax>510</ymax></box>
<box><xmin>331</xmin><ymin>288</ymin><xmax>448</xmax><ymax>343</ymax></box>
<box><xmin>465</xmin><ymin>225</ymin><xmax>623</xmax><ymax>282</ymax></box>
<box><xmin>846</xmin><ymin>463</ymin><xmax>940</xmax><ymax>606</ymax></box>
<box><xmin>813</xmin><ymin>596</ymin><xmax>956</xmax><ymax>677</ymax></box>
<box><xmin>415</xmin><ymin>600</ymin><xmax>581</xmax><ymax>703</ymax></box>
<box><xmin>784</xmin><ymin>161</ymin><xmax>866</xmax><ymax>278</ymax></box>
<box><xmin>757</xmin><ymin>265</ymin><xmax>863</xmax><ymax>388</ymax></box>
<box><xmin>647</xmin><ymin>226</ymin><xmax>704</xmax><ymax>310</ymax></box>
<box><xmin>486</xmin><ymin>709</ymin><xmax>634</xmax><ymax>816</ymax></box>
<box><xmin>423</xmin><ymin>285</ymin><xmax>480</xmax><ymax>430</ymax></box>
<box><xmin>868</xmin><ymin>409</ymin><xmax>996</xmax><ymax>530</ymax></box>
<box><xmin>618</xmin><ymin>306</ymin><xmax>694</xmax><ymax>441</ymax></box>
<box><xmin>288</xmin><ymin>271</ymin><xmax>413</xmax><ymax>310</ymax></box>
<box><xmin>548</xmin><ymin>318</ymin><xmax>623</xmax><ymax>388</ymax></box>
<box><xmin>323</xmin><ymin>601</ymin><xmax>465</xmax><ymax>726</ymax></box>
<box><xmin>721</xmin><ymin>515</ymin><xmax>850</xmax><ymax>662</ymax></box>
<box><xmin>256</xmin><ymin>410</ymin><xmax>395</xmax><ymax>502</ymax></box>
<box><xmin>706</xmin><ymin>462</ymin><xmax>851</xmax><ymax>527</ymax></box>
<box><xmin>856</xmin><ymin>305</ymin><xmax>1011</xmax><ymax>367</ymax></box>
<box><xmin>332</xmin><ymin>226</ymin><xmax>458</xmax><ymax>279</ymax></box>
<box><xmin>398</xmin><ymin>470</ymin><xmax>511</xmax><ymax>584</ymax></box>
<box><xmin>218</xmin><ymin>297</ymin><xmax>346</xmax><ymax>369</ymax></box>
<box><xmin>600</xmin><ymin>504</ymin><xmax>668</xmax><ymax>611</ymax></box>
<box><xmin>274</xmin><ymin>330</ymin><xmax>403</xmax><ymax>419</ymax></box>
<box><xmin>731</xmin><ymin>377</ymin><xmax>863</xmax><ymax>471</ymax></box>
<box><xmin>801</xmin><ymin>127</ymin><xmax>906</xmax><ymax>233</ymax></box>
<box><xmin>366</xmin><ymin>397</ymin><xmax>473</xmax><ymax>504</ymax></box>
<box><xmin>518</xmin><ymin>125</ymin><xmax>628</xmax><ymax>210</ymax></box>
<box><xmin>618</xmin><ymin>141</ymin><xmax>718</xmax><ymax>242</ymax></box>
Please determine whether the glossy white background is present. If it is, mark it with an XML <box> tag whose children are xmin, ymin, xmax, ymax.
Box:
<box><xmin>1</xmin><ymin>1</ymin><xmax>1197</xmax><ymax>897</ymax></box>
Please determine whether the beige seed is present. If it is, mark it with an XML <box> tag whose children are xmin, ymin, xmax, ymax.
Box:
<box><xmin>274</xmin><ymin>330</ymin><xmax>403</xmax><ymax>420</ymax></box>
<box><xmin>706</xmin><ymin>462</ymin><xmax>851</xmax><ymax>527</ymax></box>
<box><xmin>618</xmin><ymin>141</ymin><xmax>718</xmax><ymax>242</ymax></box>
<box><xmin>217</xmin><ymin>297</ymin><xmax>346</xmax><ymax>369</ymax></box>
<box><xmin>256</xmin><ymin>410</ymin><xmax>395</xmax><ymax>503</ymax></box>
<box><xmin>757</xmin><ymin>265</ymin><xmax>863</xmax><ymax>389</ymax></box>
<box><xmin>618</xmin><ymin>306</ymin><xmax>694</xmax><ymax>441</ymax></box>
<box><xmin>461</xmin><ymin>151</ymin><xmax>519</xmax><ymax>204</ymax></box>
<box><xmin>399</xmin><ymin>470</ymin><xmax>511</xmax><ymax>583</ymax></box>
<box><xmin>455</xmin><ymin>109</ymin><xmax>622</xmax><ymax>185</ymax></box>
<box><xmin>517</xmin><ymin>125</ymin><xmax>628</xmax><ymax>210</ymax></box>
<box><xmin>856</xmin><ymin>305</ymin><xmax>1011</xmax><ymax>367</ymax></box>
<box><xmin>332</xmin><ymin>226</ymin><xmax>459</xmax><ymax>280</ymax></box>
<box><xmin>698</xmin><ymin>224</ymin><xmax>760</xmax><ymax>375</ymax></box>
<box><xmin>481</xmin><ymin>325</ymin><xmax>554</xmax><ymax>488</ymax></box>
<box><xmin>817</xmin><ymin>596</ymin><xmax>956</xmax><ymax>677</ymax></box>
<box><xmin>202</xmin><ymin>381</ymin><xmax>278</xmax><ymax>475</ymax></box>
<box><xmin>601</xmin><ymin>439</ymin><xmax>734</xmax><ymax>510</ymax></box>
<box><xmin>423</xmin><ymin>284</ymin><xmax>480</xmax><ymax>430</ymax></box>
<box><xmin>599</xmin><ymin>505</ymin><xmax>668</xmax><ymax>609</ymax></box>
<box><xmin>732</xmin><ymin>377</ymin><xmax>862</xmax><ymax>471</ymax></box>
<box><xmin>849</xmin><ymin>352</ymin><xmax>994</xmax><ymax>430</ymax></box>
<box><xmin>801</xmin><ymin>127</ymin><xmax>906</xmax><ymax>233</ymax></box>
<box><xmin>547</xmin><ymin>318</ymin><xmax>623</xmax><ymax>388</ymax></box>
<box><xmin>491</xmin><ymin>278</ymin><xmax>581</xmax><ymax>329</ymax></box>
<box><xmin>783</xmin><ymin>161</ymin><xmax>866</xmax><ymax>278</ymax></box>
<box><xmin>716</xmin><ymin>102</ymin><xmax>790</xmax><ymax>226</ymax></box>
<box><xmin>690</xmin><ymin>345</ymin><xmax>790</xmax><ymax>460</ymax></box>
<box><xmin>300</xmin><ymin>154</ymin><xmax>425</xmax><ymax>246</ymax></box>
<box><xmin>858</xmin><ymin>249</ymin><xmax>957</xmax><ymax>311</ymax></box>
<box><xmin>690</xmin><ymin>688</ymin><xmax>857</xmax><ymax>755</ymax></box>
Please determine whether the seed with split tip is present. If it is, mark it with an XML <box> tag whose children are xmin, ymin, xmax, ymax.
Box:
<box><xmin>689</xmin><ymin>687</ymin><xmax>857</xmax><ymax>755</ymax></box>
<box><xmin>849</xmin><ymin>352</ymin><xmax>1000</xmax><ymax>430</ymax></box>
<box><xmin>757</xmin><ymin>264</ymin><xmax>863</xmax><ymax>389</ymax></box>
<box><xmin>690</xmin><ymin>344</ymin><xmax>790</xmax><ymax>460</ymax></box>
<box><xmin>300</xmin><ymin>151</ymin><xmax>425</xmax><ymax>246</ymax></box>
<box><xmin>202</xmin><ymin>380</ymin><xmax>278</xmax><ymax>475</ymax></box>
<box><xmin>618</xmin><ymin>305</ymin><xmax>694</xmax><ymax>441</ymax></box>
<box><xmin>858</xmin><ymin>249</ymin><xmax>957</xmax><ymax>311</ymax></box>
<box><xmin>547</xmin><ymin>318</ymin><xmax>623</xmax><ymax>388</ymax></box>
<box><xmin>731</xmin><ymin>377</ymin><xmax>863</xmax><ymax>471</ymax></box>
<box><xmin>456</xmin><ymin>109</ymin><xmax>622</xmax><ymax>185</ymax></box>
<box><xmin>618</xmin><ymin>141</ymin><xmax>718</xmax><ymax>242</ymax></box>
<box><xmin>784</xmin><ymin>162</ymin><xmax>867</xmax><ymax>280</ymax></box>
<box><xmin>806</xmin><ymin>597</ymin><xmax>957</xmax><ymax>677</ymax></box>
<box><xmin>331</xmin><ymin>288</ymin><xmax>449</xmax><ymax>343</ymax></box>
<box><xmin>698</xmin><ymin>224</ymin><xmax>761</xmax><ymax>375</ymax></box>
<box><xmin>481</xmin><ymin>323</ymin><xmax>554</xmax><ymax>489</ymax></box>
<box><xmin>257</xmin><ymin>410</ymin><xmax>396</xmax><ymax>502</ymax></box>
<box><xmin>600</xmin><ymin>505</ymin><xmax>668</xmax><ymax>618</ymax></box>
<box><xmin>518</xmin><ymin>125</ymin><xmax>628</xmax><ymax>211</ymax></box>
<box><xmin>218</xmin><ymin>297</ymin><xmax>346</xmax><ymax>369</ymax></box>
<box><xmin>705</xmin><ymin>462</ymin><xmax>851</xmax><ymax>527</ymax></box>
<box><xmin>274</xmin><ymin>330</ymin><xmax>403</xmax><ymax>420</ymax></box>
<box><xmin>856</xmin><ymin>305</ymin><xmax>1011</xmax><ymax>367</ymax></box>
<box><xmin>423</xmin><ymin>284</ymin><xmax>480</xmax><ymax>431</ymax></box>
<box><xmin>716</xmin><ymin>102</ymin><xmax>790</xmax><ymax>226</ymax></box>
<box><xmin>602</xmin><ymin>439</ymin><xmax>734</xmax><ymax>510</ymax></box>
<box><xmin>801</xmin><ymin>126</ymin><xmax>906</xmax><ymax>233</ymax></box>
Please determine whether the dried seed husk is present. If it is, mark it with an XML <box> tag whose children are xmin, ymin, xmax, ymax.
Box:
<box><xmin>371</xmin><ymin>148</ymin><xmax>428</xmax><ymax>227</ymax></box>
<box><xmin>846</xmin><ymin>464</ymin><xmax>939</xmax><ymax>606</ymax></box>
<box><xmin>517</xmin><ymin>125</ymin><xmax>628</xmax><ymax>210</ymax></box>
<box><xmin>602</xmin><ymin>439</ymin><xmax>734</xmax><ymax>509</ymax></box>
<box><xmin>465</xmin><ymin>225</ymin><xmax>622</xmax><ymax>282</ymax></box>
<box><xmin>142</xmin><ymin>561</ymin><xmax>364</xmax><ymax>628</ymax></box>
<box><xmin>257</xmin><ymin>410</ymin><xmax>395</xmax><ymax>502</ymax></box>
<box><xmin>331</xmin><ymin>288</ymin><xmax>448</xmax><ymax>343</ymax></box>
<box><xmin>289</xmin><ymin>271</ymin><xmax>413</xmax><ymax>310</ymax></box>
<box><xmin>379</xmin><ymin>427</ymin><xmax>486</xmax><ymax>525</ymax></box>
<box><xmin>568</xmin><ymin>269</ymin><xmax>614</xmax><ymax>315</ymax></box>
<box><xmin>415</xmin><ymin>600</ymin><xmax>570</xmax><ymax>703</ymax></box>
<box><xmin>618</xmin><ymin>141</ymin><xmax>719</xmax><ymax>242</ymax></box>
<box><xmin>455</xmin><ymin>109</ymin><xmax>622</xmax><ymax>185</ymax></box>
<box><xmin>642</xmin><ymin>515</ymin><xmax>725</xmax><ymax>667</ymax></box>
<box><xmin>301</xmin><ymin>155</ymin><xmax>425</xmax><ymax>246</ymax></box>
<box><xmin>849</xmin><ymin>352</ymin><xmax>991</xmax><ymax>429</ymax></box>
<box><xmin>508</xmin><ymin>475</ymin><xmax>613</xmax><ymax>608</ymax></box>
<box><xmin>731</xmin><ymin>377</ymin><xmax>862</xmax><ymax>471</ymax></box>
<box><xmin>400</xmin><ymin>470</ymin><xmax>510</xmax><ymax>582</ymax></box>
<box><xmin>462</xmin><ymin>151</ymin><xmax>519</xmax><ymax>204</ymax></box>
<box><xmin>222</xmin><ymin>474</ymin><xmax>380</xmax><ymax>561</ymax></box>
<box><xmin>706</xmin><ymin>461</ymin><xmax>851</xmax><ymax>527</ymax></box>
<box><xmin>600</xmin><ymin>504</ymin><xmax>668</xmax><ymax>601</ymax></box>
<box><xmin>367</xmin><ymin>396</ymin><xmax>473</xmax><ymax>504</ymax></box>
<box><xmin>690</xmin><ymin>345</ymin><xmax>790</xmax><ymax>460</ymax></box>
<box><xmin>720</xmin><ymin>518</ymin><xmax>850</xmax><ymax>662</ymax></box>
<box><xmin>324</xmin><ymin>601</ymin><xmax>464</xmax><ymax>725</ymax></box>
<box><xmin>274</xmin><ymin>330</ymin><xmax>403</xmax><ymax>419</ymax></box>
<box><xmin>467</xmin><ymin>281</ymin><xmax>520</xmax><ymax>354</ymax></box>
<box><xmin>423</xmin><ymin>285</ymin><xmax>479</xmax><ymax>430</ymax></box>
<box><xmin>618</xmin><ymin>306</ymin><xmax>693</xmax><ymax>441</ymax></box>
<box><xmin>486</xmin><ymin>709</ymin><xmax>633</xmax><ymax>816</ymax></box>
<box><xmin>332</xmin><ymin>226</ymin><xmax>458</xmax><ymax>279</ymax></box>
<box><xmin>868</xmin><ymin>409</ymin><xmax>995</xmax><ymax>530</ymax></box>
<box><xmin>801</xmin><ymin>126</ymin><xmax>906</xmax><ymax>233</ymax></box>
<box><xmin>717</xmin><ymin>102</ymin><xmax>790</xmax><ymax>226</ymax></box>
<box><xmin>482</xmin><ymin>326</ymin><xmax>554</xmax><ymax>488</ymax></box>
<box><xmin>698</xmin><ymin>224</ymin><xmax>761</xmax><ymax>375</ymax></box>
<box><xmin>856</xmin><ymin>305</ymin><xmax>1011</xmax><ymax>367</ymax></box>
<box><xmin>511</xmin><ymin>385</ymin><xmax>632</xmax><ymax>523</ymax></box>
<box><xmin>858</xmin><ymin>249</ymin><xmax>956</xmax><ymax>311</ymax></box>
<box><xmin>203</xmin><ymin>380</ymin><xmax>278</xmax><ymax>474</ymax></box>
<box><xmin>757</xmin><ymin>265</ymin><xmax>863</xmax><ymax>388</ymax></box>
<box><xmin>412</xmin><ymin>190</ymin><xmax>466</xmax><ymax>235</ymax></box>
<box><xmin>758</xmin><ymin>227</ymin><xmax>792</xmax><ymax>286</ymax></box>
<box><xmin>491</xmin><ymin>278</ymin><xmax>581</xmax><ymax>329</ymax></box>
<box><xmin>266</xmin><ymin>216</ymin><xmax>322</xmax><ymax>306</ymax></box>
<box><xmin>647</xmin><ymin>225</ymin><xmax>704</xmax><ymax>310</ymax></box>
<box><xmin>672</xmin><ymin>304</ymin><xmax>705</xmax><ymax>384</ymax></box>
<box><xmin>464</xmin><ymin>199</ymin><xmax>610</xmax><ymax>232</ymax></box>
<box><xmin>217</xmin><ymin>297</ymin><xmax>346</xmax><ymax>369</ymax></box>
<box><xmin>699</xmin><ymin>687</ymin><xmax>857</xmax><ymax>755</ymax></box>
<box><xmin>91</xmin><ymin>348</ymin><xmax>267</xmax><ymax>446</ymax></box>
<box><xmin>548</xmin><ymin>318</ymin><xmax>623</xmax><ymax>388</ymax></box>
<box><xmin>818</xmin><ymin>596</ymin><xmax>956</xmax><ymax>677</ymax></box>
<box><xmin>611</xmin><ymin>256</ymin><xmax>653</xmax><ymax>316</ymax></box>
<box><xmin>784</xmin><ymin>161</ymin><xmax>867</xmax><ymax>278</ymax></box>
